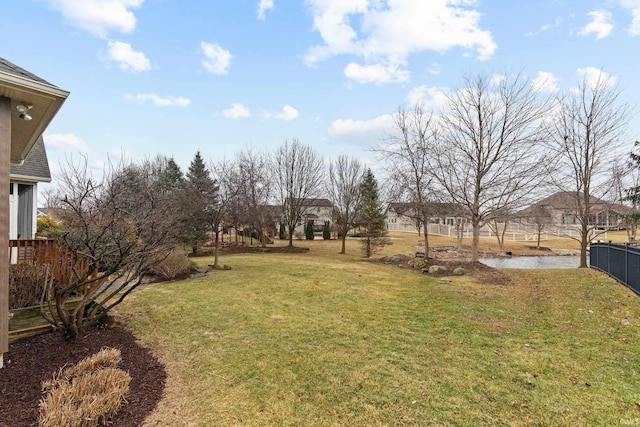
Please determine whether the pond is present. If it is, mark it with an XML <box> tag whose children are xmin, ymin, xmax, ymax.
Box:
<box><xmin>479</xmin><ymin>256</ymin><xmax>582</xmax><ymax>269</ymax></box>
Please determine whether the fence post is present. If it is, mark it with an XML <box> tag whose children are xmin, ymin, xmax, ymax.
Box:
<box><xmin>625</xmin><ymin>242</ymin><xmax>629</xmax><ymax>286</ymax></box>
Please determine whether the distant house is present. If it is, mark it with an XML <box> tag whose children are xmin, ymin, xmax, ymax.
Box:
<box><xmin>386</xmin><ymin>202</ymin><xmax>468</xmax><ymax>233</ymax></box>
<box><xmin>9</xmin><ymin>136</ymin><xmax>50</xmax><ymax>239</ymax></box>
<box><xmin>514</xmin><ymin>191</ymin><xmax>637</xmax><ymax>230</ymax></box>
<box><xmin>291</xmin><ymin>198</ymin><xmax>334</xmax><ymax>236</ymax></box>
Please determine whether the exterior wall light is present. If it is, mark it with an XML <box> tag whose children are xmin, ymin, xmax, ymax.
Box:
<box><xmin>16</xmin><ymin>103</ymin><xmax>32</xmax><ymax>121</ymax></box>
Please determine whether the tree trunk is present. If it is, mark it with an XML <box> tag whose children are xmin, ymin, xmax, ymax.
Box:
<box><xmin>471</xmin><ymin>219</ymin><xmax>480</xmax><ymax>263</ymax></box>
<box><xmin>422</xmin><ymin>213</ymin><xmax>430</xmax><ymax>258</ymax></box>
<box><xmin>579</xmin><ymin>223</ymin><xmax>589</xmax><ymax>268</ymax></box>
<box><xmin>213</xmin><ymin>230</ymin><xmax>220</xmax><ymax>268</ymax></box>
<box><xmin>340</xmin><ymin>234</ymin><xmax>346</xmax><ymax>254</ymax></box>
<box><xmin>288</xmin><ymin>225</ymin><xmax>294</xmax><ymax>247</ymax></box>
<box><xmin>456</xmin><ymin>220</ymin><xmax>463</xmax><ymax>250</ymax></box>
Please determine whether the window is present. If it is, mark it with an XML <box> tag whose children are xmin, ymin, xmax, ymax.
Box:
<box><xmin>562</xmin><ymin>213</ymin><xmax>576</xmax><ymax>225</ymax></box>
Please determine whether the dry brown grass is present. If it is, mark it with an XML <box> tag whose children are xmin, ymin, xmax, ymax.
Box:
<box><xmin>39</xmin><ymin>348</ymin><xmax>131</xmax><ymax>427</ymax></box>
<box><xmin>150</xmin><ymin>249</ymin><xmax>193</xmax><ymax>280</ymax></box>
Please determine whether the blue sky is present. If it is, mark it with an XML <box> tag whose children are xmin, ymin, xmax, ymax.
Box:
<box><xmin>2</xmin><ymin>0</ymin><xmax>640</xmax><ymax>186</ymax></box>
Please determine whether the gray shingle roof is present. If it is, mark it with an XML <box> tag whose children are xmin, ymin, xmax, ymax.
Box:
<box><xmin>10</xmin><ymin>136</ymin><xmax>51</xmax><ymax>182</ymax></box>
<box><xmin>0</xmin><ymin>57</ymin><xmax>53</xmax><ymax>86</ymax></box>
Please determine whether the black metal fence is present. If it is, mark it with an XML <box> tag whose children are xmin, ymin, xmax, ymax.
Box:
<box><xmin>590</xmin><ymin>241</ymin><xmax>640</xmax><ymax>295</ymax></box>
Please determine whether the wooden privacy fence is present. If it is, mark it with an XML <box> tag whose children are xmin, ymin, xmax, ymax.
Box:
<box><xmin>590</xmin><ymin>241</ymin><xmax>640</xmax><ymax>295</ymax></box>
<box><xmin>9</xmin><ymin>239</ymin><xmax>92</xmax><ymax>285</ymax></box>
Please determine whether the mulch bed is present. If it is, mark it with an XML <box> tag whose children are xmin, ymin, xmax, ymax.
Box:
<box><xmin>372</xmin><ymin>254</ymin><xmax>512</xmax><ymax>285</ymax></box>
<box><xmin>0</xmin><ymin>325</ymin><xmax>165</xmax><ymax>427</ymax></box>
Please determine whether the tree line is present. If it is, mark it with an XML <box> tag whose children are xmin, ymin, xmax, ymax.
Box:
<box><xmin>378</xmin><ymin>70</ymin><xmax>634</xmax><ymax>267</ymax></box>
<box><xmin>42</xmin><ymin>68</ymin><xmax>637</xmax><ymax>337</ymax></box>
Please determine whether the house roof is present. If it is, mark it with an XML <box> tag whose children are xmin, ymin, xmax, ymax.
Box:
<box><xmin>0</xmin><ymin>58</ymin><xmax>53</xmax><ymax>86</ymax></box>
<box><xmin>10</xmin><ymin>136</ymin><xmax>51</xmax><ymax>182</ymax></box>
<box><xmin>303</xmin><ymin>198</ymin><xmax>333</xmax><ymax>207</ymax></box>
<box><xmin>516</xmin><ymin>191</ymin><xmax>638</xmax><ymax>217</ymax></box>
<box><xmin>389</xmin><ymin>202</ymin><xmax>468</xmax><ymax>217</ymax></box>
<box><xmin>0</xmin><ymin>56</ymin><xmax>69</xmax><ymax>164</ymax></box>
<box><xmin>286</xmin><ymin>198</ymin><xmax>333</xmax><ymax>208</ymax></box>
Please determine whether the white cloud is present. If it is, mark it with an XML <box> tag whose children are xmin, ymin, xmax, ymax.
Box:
<box><xmin>104</xmin><ymin>41</ymin><xmax>151</xmax><ymax>72</ymax></box>
<box><xmin>427</xmin><ymin>63</ymin><xmax>442</xmax><ymax>75</ymax></box>
<box><xmin>257</xmin><ymin>0</ymin><xmax>274</xmax><ymax>20</ymax></box>
<box><xmin>264</xmin><ymin>105</ymin><xmax>299</xmax><ymax>121</ymax></box>
<box><xmin>406</xmin><ymin>86</ymin><xmax>449</xmax><ymax>110</ymax></box>
<box><xmin>489</xmin><ymin>74</ymin><xmax>506</xmax><ymax>86</ymax></box>
<box><xmin>526</xmin><ymin>17</ymin><xmax>562</xmax><ymax>36</ymax></box>
<box><xmin>579</xmin><ymin>10</ymin><xmax>614</xmax><ymax>39</ymax></box>
<box><xmin>532</xmin><ymin>71</ymin><xmax>559</xmax><ymax>92</ymax></box>
<box><xmin>343</xmin><ymin>62</ymin><xmax>410</xmax><ymax>84</ymax></box>
<box><xmin>304</xmin><ymin>0</ymin><xmax>497</xmax><ymax>84</ymax></box>
<box><xmin>200</xmin><ymin>42</ymin><xmax>232</xmax><ymax>75</ymax></box>
<box><xmin>223</xmin><ymin>103</ymin><xmax>251</xmax><ymax>119</ymax></box>
<box><xmin>124</xmin><ymin>93</ymin><xmax>191</xmax><ymax>107</ymax></box>
<box><xmin>45</xmin><ymin>0</ymin><xmax>144</xmax><ymax>38</ymax></box>
<box><xmin>576</xmin><ymin>67</ymin><xmax>618</xmax><ymax>88</ymax></box>
<box><xmin>45</xmin><ymin>133</ymin><xmax>92</xmax><ymax>154</ymax></box>
<box><xmin>620</xmin><ymin>0</ymin><xmax>640</xmax><ymax>35</ymax></box>
<box><xmin>328</xmin><ymin>114</ymin><xmax>394</xmax><ymax>137</ymax></box>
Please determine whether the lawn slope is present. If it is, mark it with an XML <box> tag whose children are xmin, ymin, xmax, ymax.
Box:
<box><xmin>121</xmin><ymin>243</ymin><xmax>640</xmax><ymax>426</ymax></box>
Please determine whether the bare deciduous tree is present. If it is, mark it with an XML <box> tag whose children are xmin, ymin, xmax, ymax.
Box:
<box><xmin>530</xmin><ymin>204</ymin><xmax>552</xmax><ymax>249</ymax></box>
<box><xmin>486</xmin><ymin>208</ymin><xmax>511</xmax><ymax>250</ymax></box>
<box><xmin>434</xmin><ymin>72</ymin><xmax>551</xmax><ymax>262</ymax></box>
<box><xmin>378</xmin><ymin>103</ymin><xmax>438</xmax><ymax>255</ymax></box>
<box><xmin>274</xmin><ymin>139</ymin><xmax>324</xmax><ymax>247</ymax></box>
<box><xmin>44</xmin><ymin>157</ymin><xmax>181</xmax><ymax>338</ymax></box>
<box><xmin>236</xmin><ymin>148</ymin><xmax>274</xmax><ymax>248</ymax></box>
<box><xmin>548</xmin><ymin>72</ymin><xmax>631</xmax><ymax>267</ymax></box>
<box><xmin>327</xmin><ymin>155</ymin><xmax>364</xmax><ymax>254</ymax></box>
<box><xmin>208</xmin><ymin>158</ymin><xmax>241</xmax><ymax>268</ymax></box>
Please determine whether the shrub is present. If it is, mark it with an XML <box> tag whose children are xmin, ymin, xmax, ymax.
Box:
<box><xmin>322</xmin><ymin>221</ymin><xmax>331</xmax><ymax>240</ymax></box>
<box><xmin>279</xmin><ymin>223</ymin><xmax>286</xmax><ymax>240</ymax></box>
<box><xmin>37</xmin><ymin>214</ymin><xmax>64</xmax><ymax>239</ymax></box>
<box><xmin>150</xmin><ymin>249</ymin><xmax>193</xmax><ymax>280</ymax></box>
<box><xmin>39</xmin><ymin>348</ymin><xmax>131</xmax><ymax>427</ymax></box>
<box><xmin>9</xmin><ymin>261</ymin><xmax>50</xmax><ymax>309</ymax></box>
<box><xmin>305</xmin><ymin>220</ymin><xmax>315</xmax><ymax>240</ymax></box>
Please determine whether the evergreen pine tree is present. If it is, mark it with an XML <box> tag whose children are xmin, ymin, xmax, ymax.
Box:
<box><xmin>358</xmin><ymin>169</ymin><xmax>389</xmax><ymax>258</ymax></box>
<box><xmin>323</xmin><ymin>221</ymin><xmax>331</xmax><ymax>240</ymax></box>
<box><xmin>305</xmin><ymin>220</ymin><xmax>315</xmax><ymax>240</ymax></box>
<box><xmin>182</xmin><ymin>151</ymin><xmax>218</xmax><ymax>254</ymax></box>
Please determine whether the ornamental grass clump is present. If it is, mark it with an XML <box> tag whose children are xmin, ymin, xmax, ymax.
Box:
<box><xmin>39</xmin><ymin>348</ymin><xmax>131</xmax><ymax>427</ymax></box>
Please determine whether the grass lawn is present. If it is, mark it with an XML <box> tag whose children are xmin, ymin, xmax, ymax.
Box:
<box><xmin>120</xmin><ymin>237</ymin><xmax>640</xmax><ymax>426</ymax></box>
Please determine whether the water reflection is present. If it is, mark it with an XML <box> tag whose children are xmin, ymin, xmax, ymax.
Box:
<box><xmin>479</xmin><ymin>256</ymin><xmax>581</xmax><ymax>269</ymax></box>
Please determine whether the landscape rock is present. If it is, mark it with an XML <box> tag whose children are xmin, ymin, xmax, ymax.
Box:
<box><xmin>223</xmin><ymin>265</ymin><xmax>232</xmax><ymax>270</ymax></box>
<box><xmin>428</xmin><ymin>265</ymin><xmax>448</xmax><ymax>274</ymax></box>
<box><xmin>453</xmin><ymin>267</ymin><xmax>466</xmax><ymax>276</ymax></box>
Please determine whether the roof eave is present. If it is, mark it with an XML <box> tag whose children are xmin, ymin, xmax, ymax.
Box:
<box><xmin>0</xmin><ymin>70</ymin><xmax>69</xmax><ymax>164</ymax></box>
<box><xmin>9</xmin><ymin>173</ymin><xmax>51</xmax><ymax>183</ymax></box>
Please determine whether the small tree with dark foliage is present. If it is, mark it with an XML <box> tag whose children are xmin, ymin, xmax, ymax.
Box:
<box><xmin>357</xmin><ymin>169</ymin><xmax>390</xmax><ymax>258</ymax></box>
<box><xmin>323</xmin><ymin>221</ymin><xmax>331</xmax><ymax>240</ymax></box>
<box><xmin>305</xmin><ymin>220</ymin><xmax>315</xmax><ymax>240</ymax></box>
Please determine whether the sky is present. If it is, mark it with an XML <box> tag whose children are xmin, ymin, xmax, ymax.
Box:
<box><xmin>2</xmin><ymin>0</ymin><xmax>640</xmax><ymax>194</ymax></box>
